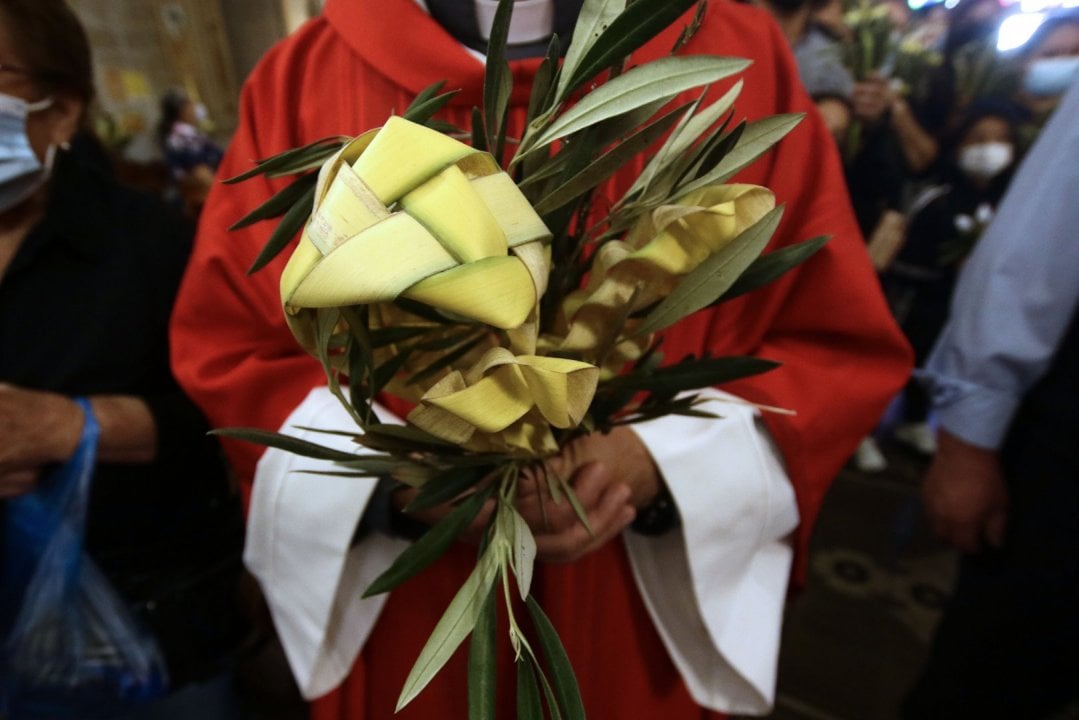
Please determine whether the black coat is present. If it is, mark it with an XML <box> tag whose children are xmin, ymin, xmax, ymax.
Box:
<box><xmin>0</xmin><ymin>139</ymin><xmax>245</xmax><ymax>687</ymax></box>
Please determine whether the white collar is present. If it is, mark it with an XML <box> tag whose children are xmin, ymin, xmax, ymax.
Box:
<box><xmin>412</xmin><ymin>0</ymin><xmax>555</xmax><ymax>45</ymax></box>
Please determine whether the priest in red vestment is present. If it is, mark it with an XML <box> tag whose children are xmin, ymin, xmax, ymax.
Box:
<box><xmin>170</xmin><ymin>1</ymin><xmax>912</xmax><ymax>718</ymax></box>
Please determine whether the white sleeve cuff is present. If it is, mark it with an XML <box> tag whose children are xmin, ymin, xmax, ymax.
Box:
<box><xmin>623</xmin><ymin>388</ymin><xmax>799</xmax><ymax>715</ymax></box>
<box><xmin>243</xmin><ymin>387</ymin><xmax>411</xmax><ymax>699</ymax></box>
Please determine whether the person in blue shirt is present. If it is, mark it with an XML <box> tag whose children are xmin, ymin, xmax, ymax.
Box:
<box><xmin>903</xmin><ymin>73</ymin><xmax>1079</xmax><ymax>719</ymax></box>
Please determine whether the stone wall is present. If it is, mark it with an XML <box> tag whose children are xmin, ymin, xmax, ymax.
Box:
<box><xmin>68</xmin><ymin>0</ymin><xmax>319</xmax><ymax>159</ymax></box>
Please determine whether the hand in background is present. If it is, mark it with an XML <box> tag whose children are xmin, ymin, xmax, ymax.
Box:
<box><xmin>851</xmin><ymin>73</ymin><xmax>894</xmax><ymax>125</ymax></box>
<box><xmin>922</xmin><ymin>429</ymin><xmax>1009</xmax><ymax>554</ymax></box>
<box><xmin>0</xmin><ymin>383</ymin><xmax>83</xmax><ymax>498</ymax></box>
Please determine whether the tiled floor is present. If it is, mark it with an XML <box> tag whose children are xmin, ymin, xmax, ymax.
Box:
<box><xmin>763</xmin><ymin>443</ymin><xmax>956</xmax><ymax>720</ymax></box>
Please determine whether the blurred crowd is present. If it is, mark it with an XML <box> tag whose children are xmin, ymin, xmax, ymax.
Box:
<box><xmin>759</xmin><ymin>5</ymin><xmax>1079</xmax><ymax>714</ymax></box>
<box><xmin>762</xmin><ymin>0</ymin><xmax>1079</xmax><ymax>470</ymax></box>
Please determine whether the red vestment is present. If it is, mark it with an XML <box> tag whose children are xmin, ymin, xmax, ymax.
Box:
<box><xmin>170</xmin><ymin>1</ymin><xmax>911</xmax><ymax>717</ymax></box>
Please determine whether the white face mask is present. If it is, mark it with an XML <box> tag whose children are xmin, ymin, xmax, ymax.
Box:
<box><xmin>957</xmin><ymin>141</ymin><xmax>1014</xmax><ymax>182</ymax></box>
<box><xmin>0</xmin><ymin>92</ymin><xmax>55</xmax><ymax>212</ymax></box>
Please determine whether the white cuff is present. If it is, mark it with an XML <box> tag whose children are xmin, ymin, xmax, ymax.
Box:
<box><xmin>624</xmin><ymin>388</ymin><xmax>799</xmax><ymax>715</ymax></box>
<box><xmin>243</xmin><ymin>387</ymin><xmax>410</xmax><ymax>699</ymax></box>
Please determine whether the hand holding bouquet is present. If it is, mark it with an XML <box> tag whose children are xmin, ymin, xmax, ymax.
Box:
<box><xmin>220</xmin><ymin>0</ymin><xmax>825</xmax><ymax>715</ymax></box>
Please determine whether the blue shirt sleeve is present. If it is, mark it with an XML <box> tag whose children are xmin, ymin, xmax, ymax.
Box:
<box><xmin>919</xmin><ymin>76</ymin><xmax>1079</xmax><ymax>450</ymax></box>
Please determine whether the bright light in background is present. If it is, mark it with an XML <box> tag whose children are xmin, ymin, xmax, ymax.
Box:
<box><xmin>905</xmin><ymin>0</ymin><xmax>1076</xmax><ymax>34</ymax></box>
<box><xmin>998</xmin><ymin>11</ymin><xmax>1046</xmax><ymax>50</ymax></box>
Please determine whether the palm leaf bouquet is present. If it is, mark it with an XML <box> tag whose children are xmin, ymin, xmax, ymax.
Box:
<box><xmin>841</xmin><ymin>0</ymin><xmax>897</xmax><ymax>83</ymax></box>
<box><xmin>891</xmin><ymin>35</ymin><xmax>943</xmax><ymax>107</ymax></box>
<box><xmin>839</xmin><ymin>0</ymin><xmax>899</xmax><ymax>160</ymax></box>
<box><xmin>838</xmin><ymin>2</ymin><xmax>944</xmax><ymax>149</ymax></box>
<box><xmin>218</xmin><ymin>0</ymin><xmax>825</xmax><ymax>715</ymax></box>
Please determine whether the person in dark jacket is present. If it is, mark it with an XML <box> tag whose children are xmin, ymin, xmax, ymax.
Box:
<box><xmin>0</xmin><ymin>1</ymin><xmax>245</xmax><ymax>716</ymax></box>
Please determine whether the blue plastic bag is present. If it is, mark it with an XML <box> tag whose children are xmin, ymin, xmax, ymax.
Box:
<box><xmin>1</xmin><ymin>397</ymin><xmax>168</xmax><ymax>719</ymax></box>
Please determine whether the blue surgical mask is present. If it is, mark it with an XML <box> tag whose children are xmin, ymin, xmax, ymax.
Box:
<box><xmin>0</xmin><ymin>92</ymin><xmax>54</xmax><ymax>213</ymax></box>
<box><xmin>1023</xmin><ymin>55</ymin><xmax>1079</xmax><ymax>98</ymax></box>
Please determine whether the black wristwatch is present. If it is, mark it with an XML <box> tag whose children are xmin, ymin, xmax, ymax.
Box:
<box><xmin>353</xmin><ymin>476</ymin><xmax>428</xmax><ymax>544</ymax></box>
<box><xmin>631</xmin><ymin>482</ymin><xmax>680</xmax><ymax>536</ymax></box>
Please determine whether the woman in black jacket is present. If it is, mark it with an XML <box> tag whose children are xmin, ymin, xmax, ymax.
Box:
<box><xmin>0</xmin><ymin>1</ymin><xmax>245</xmax><ymax>716</ymax></box>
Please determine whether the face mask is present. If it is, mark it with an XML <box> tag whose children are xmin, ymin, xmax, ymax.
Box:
<box><xmin>1023</xmin><ymin>55</ymin><xmax>1079</xmax><ymax>98</ymax></box>
<box><xmin>0</xmin><ymin>92</ymin><xmax>55</xmax><ymax>213</ymax></box>
<box><xmin>957</xmin><ymin>141</ymin><xmax>1014</xmax><ymax>182</ymax></box>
